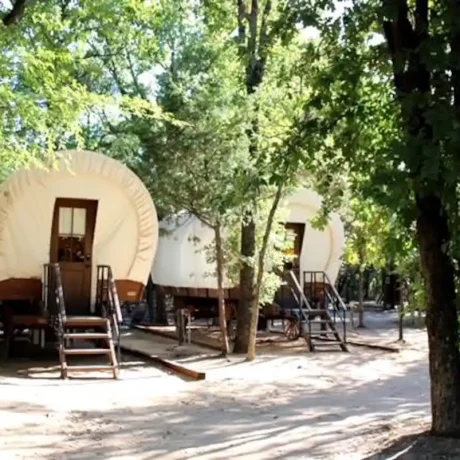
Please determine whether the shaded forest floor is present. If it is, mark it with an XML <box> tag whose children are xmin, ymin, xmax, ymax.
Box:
<box><xmin>0</xmin><ymin>311</ymin><xmax>444</xmax><ymax>459</ymax></box>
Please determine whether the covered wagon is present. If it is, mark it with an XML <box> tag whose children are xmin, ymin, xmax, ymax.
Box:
<box><xmin>151</xmin><ymin>214</ymin><xmax>238</xmax><ymax>323</ymax></box>
<box><xmin>0</xmin><ymin>150</ymin><xmax>158</xmax><ymax>377</ymax></box>
<box><xmin>151</xmin><ymin>188</ymin><xmax>345</xmax><ymax>335</ymax></box>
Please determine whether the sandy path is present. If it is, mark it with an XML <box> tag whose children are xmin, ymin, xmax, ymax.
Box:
<box><xmin>0</xmin><ymin>322</ymin><xmax>429</xmax><ymax>460</ymax></box>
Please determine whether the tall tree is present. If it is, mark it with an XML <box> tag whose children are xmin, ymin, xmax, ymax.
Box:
<box><xmin>382</xmin><ymin>0</ymin><xmax>460</xmax><ymax>434</ymax></box>
<box><xmin>77</xmin><ymin>0</ymin><xmax>310</xmax><ymax>359</ymax></box>
<box><xmin>233</xmin><ymin>0</ymin><xmax>274</xmax><ymax>354</ymax></box>
<box><xmin>292</xmin><ymin>0</ymin><xmax>460</xmax><ymax>436</ymax></box>
<box><xmin>0</xmin><ymin>0</ymin><xmax>116</xmax><ymax>178</ymax></box>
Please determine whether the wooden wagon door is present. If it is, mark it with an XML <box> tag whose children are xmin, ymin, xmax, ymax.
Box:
<box><xmin>50</xmin><ymin>198</ymin><xmax>98</xmax><ymax>315</ymax></box>
<box><xmin>274</xmin><ymin>222</ymin><xmax>306</xmax><ymax>310</ymax></box>
<box><xmin>284</xmin><ymin>223</ymin><xmax>305</xmax><ymax>276</ymax></box>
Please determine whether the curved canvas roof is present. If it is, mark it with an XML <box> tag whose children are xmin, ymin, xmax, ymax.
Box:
<box><xmin>0</xmin><ymin>150</ymin><xmax>158</xmax><ymax>288</ymax></box>
<box><xmin>151</xmin><ymin>188</ymin><xmax>345</xmax><ymax>289</ymax></box>
<box><xmin>282</xmin><ymin>188</ymin><xmax>345</xmax><ymax>284</ymax></box>
<box><xmin>152</xmin><ymin>214</ymin><xmax>234</xmax><ymax>289</ymax></box>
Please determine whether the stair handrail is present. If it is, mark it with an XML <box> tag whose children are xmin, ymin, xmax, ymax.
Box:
<box><xmin>287</xmin><ymin>270</ymin><xmax>312</xmax><ymax>310</ymax></box>
<box><xmin>96</xmin><ymin>265</ymin><xmax>123</xmax><ymax>325</ymax></box>
<box><xmin>319</xmin><ymin>272</ymin><xmax>347</xmax><ymax>343</ymax></box>
<box><xmin>107</xmin><ymin>266</ymin><xmax>123</xmax><ymax>325</ymax></box>
<box><xmin>286</xmin><ymin>269</ymin><xmax>313</xmax><ymax>326</ymax></box>
<box><xmin>96</xmin><ymin>265</ymin><xmax>123</xmax><ymax>364</ymax></box>
<box><xmin>322</xmin><ymin>272</ymin><xmax>348</xmax><ymax>313</ymax></box>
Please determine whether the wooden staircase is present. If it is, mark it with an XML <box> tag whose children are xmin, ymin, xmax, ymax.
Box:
<box><xmin>44</xmin><ymin>264</ymin><xmax>122</xmax><ymax>379</ymax></box>
<box><xmin>286</xmin><ymin>270</ymin><xmax>348</xmax><ymax>352</ymax></box>
<box><xmin>60</xmin><ymin>316</ymin><xmax>119</xmax><ymax>379</ymax></box>
<box><xmin>302</xmin><ymin>309</ymin><xmax>348</xmax><ymax>352</ymax></box>
<box><xmin>302</xmin><ymin>271</ymin><xmax>348</xmax><ymax>352</ymax></box>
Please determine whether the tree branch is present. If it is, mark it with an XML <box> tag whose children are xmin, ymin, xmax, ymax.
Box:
<box><xmin>2</xmin><ymin>0</ymin><xmax>27</xmax><ymax>26</ymax></box>
<box><xmin>448</xmin><ymin>0</ymin><xmax>460</xmax><ymax>116</ymax></box>
<box><xmin>258</xmin><ymin>0</ymin><xmax>272</xmax><ymax>62</ymax></box>
<box><xmin>382</xmin><ymin>0</ymin><xmax>418</xmax><ymax>94</ymax></box>
<box><xmin>237</xmin><ymin>0</ymin><xmax>247</xmax><ymax>49</ymax></box>
<box><xmin>126</xmin><ymin>50</ymin><xmax>147</xmax><ymax>100</ymax></box>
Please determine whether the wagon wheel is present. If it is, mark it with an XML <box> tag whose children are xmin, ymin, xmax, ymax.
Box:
<box><xmin>283</xmin><ymin>317</ymin><xmax>301</xmax><ymax>341</ymax></box>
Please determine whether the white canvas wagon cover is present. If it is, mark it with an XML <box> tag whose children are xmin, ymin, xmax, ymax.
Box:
<box><xmin>151</xmin><ymin>188</ymin><xmax>345</xmax><ymax>290</ymax></box>
<box><xmin>0</xmin><ymin>150</ymin><xmax>158</xmax><ymax>290</ymax></box>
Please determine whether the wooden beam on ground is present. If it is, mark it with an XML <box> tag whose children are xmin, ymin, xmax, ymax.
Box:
<box><xmin>345</xmin><ymin>340</ymin><xmax>400</xmax><ymax>353</ymax></box>
<box><xmin>310</xmin><ymin>335</ymin><xmax>400</xmax><ymax>353</ymax></box>
<box><xmin>120</xmin><ymin>345</ymin><xmax>206</xmax><ymax>381</ymax></box>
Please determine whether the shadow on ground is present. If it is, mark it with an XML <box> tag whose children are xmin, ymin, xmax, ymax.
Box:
<box><xmin>0</xmin><ymin>352</ymin><xmax>430</xmax><ymax>460</ymax></box>
<box><xmin>364</xmin><ymin>431</ymin><xmax>460</xmax><ymax>459</ymax></box>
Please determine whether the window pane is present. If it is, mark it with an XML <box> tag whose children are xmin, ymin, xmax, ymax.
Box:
<box><xmin>58</xmin><ymin>236</ymin><xmax>85</xmax><ymax>262</ymax></box>
<box><xmin>58</xmin><ymin>208</ymin><xmax>72</xmax><ymax>236</ymax></box>
<box><xmin>72</xmin><ymin>208</ymin><xmax>86</xmax><ymax>236</ymax></box>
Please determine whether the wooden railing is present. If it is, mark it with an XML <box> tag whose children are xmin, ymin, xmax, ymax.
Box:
<box><xmin>303</xmin><ymin>270</ymin><xmax>347</xmax><ymax>343</ymax></box>
<box><xmin>96</xmin><ymin>265</ymin><xmax>123</xmax><ymax>358</ymax></box>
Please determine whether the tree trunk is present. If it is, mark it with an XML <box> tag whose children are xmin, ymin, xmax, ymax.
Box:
<box><xmin>247</xmin><ymin>184</ymin><xmax>283</xmax><ymax>360</ymax></box>
<box><xmin>382</xmin><ymin>0</ymin><xmax>460</xmax><ymax>434</ymax></box>
<box><xmin>398</xmin><ymin>302</ymin><xmax>404</xmax><ymax>342</ymax></box>
<box><xmin>416</xmin><ymin>194</ymin><xmax>460</xmax><ymax>436</ymax></box>
<box><xmin>234</xmin><ymin>216</ymin><xmax>256</xmax><ymax>353</ymax></box>
<box><xmin>363</xmin><ymin>268</ymin><xmax>371</xmax><ymax>300</ymax></box>
<box><xmin>214</xmin><ymin>224</ymin><xmax>230</xmax><ymax>355</ymax></box>
<box><xmin>358</xmin><ymin>244</ymin><xmax>365</xmax><ymax>328</ymax></box>
<box><xmin>234</xmin><ymin>0</ymin><xmax>272</xmax><ymax>355</ymax></box>
<box><xmin>358</xmin><ymin>268</ymin><xmax>364</xmax><ymax>328</ymax></box>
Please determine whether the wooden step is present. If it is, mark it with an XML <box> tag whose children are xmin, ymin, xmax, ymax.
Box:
<box><xmin>301</xmin><ymin>322</ymin><xmax>337</xmax><ymax>329</ymax></box>
<box><xmin>308</xmin><ymin>331</ymin><xmax>341</xmax><ymax>336</ymax></box>
<box><xmin>64</xmin><ymin>316</ymin><xmax>108</xmax><ymax>327</ymax></box>
<box><xmin>66</xmin><ymin>365</ymin><xmax>116</xmax><ymax>372</ymax></box>
<box><xmin>63</xmin><ymin>348</ymin><xmax>111</xmax><ymax>355</ymax></box>
<box><xmin>305</xmin><ymin>310</ymin><xmax>330</xmax><ymax>316</ymax></box>
<box><xmin>12</xmin><ymin>315</ymin><xmax>48</xmax><ymax>326</ymax></box>
<box><xmin>64</xmin><ymin>333</ymin><xmax>109</xmax><ymax>340</ymax></box>
<box><xmin>310</xmin><ymin>340</ymin><xmax>348</xmax><ymax>352</ymax></box>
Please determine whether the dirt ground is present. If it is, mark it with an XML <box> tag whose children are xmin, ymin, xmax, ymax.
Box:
<box><xmin>0</xmin><ymin>310</ymin><xmax>456</xmax><ymax>459</ymax></box>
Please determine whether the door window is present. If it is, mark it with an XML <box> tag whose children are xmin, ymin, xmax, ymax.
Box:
<box><xmin>57</xmin><ymin>207</ymin><xmax>87</xmax><ymax>262</ymax></box>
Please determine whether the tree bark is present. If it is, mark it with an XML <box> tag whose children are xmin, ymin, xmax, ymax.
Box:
<box><xmin>234</xmin><ymin>216</ymin><xmax>255</xmax><ymax>353</ymax></box>
<box><xmin>416</xmin><ymin>194</ymin><xmax>460</xmax><ymax>436</ymax></box>
<box><xmin>358</xmin><ymin>242</ymin><xmax>365</xmax><ymax>328</ymax></box>
<box><xmin>358</xmin><ymin>267</ymin><xmax>365</xmax><ymax>328</ymax></box>
<box><xmin>398</xmin><ymin>300</ymin><xmax>404</xmax><ymax>342</ymax></box>
<box><xmin>363</xmin><ymin>268</ymin><xmax>371</xmax><ymax>300</ymax></box>
<box><xmin>214</xmin><ymin>224</ymin><xmax>230</xmax><ymax>355</ymax></box>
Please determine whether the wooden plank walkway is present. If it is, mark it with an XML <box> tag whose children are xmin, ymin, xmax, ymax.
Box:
<box><xmin>120</xmin><ymin>329</ymin><xmax>212</xmax><ymax>380</ymax></box>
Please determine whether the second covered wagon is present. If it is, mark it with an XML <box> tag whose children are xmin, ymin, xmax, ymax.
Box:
<box><xmin>151</xmin><ymin>188</ymin><xmax>345</xmax><ymax>329</ymax></box>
